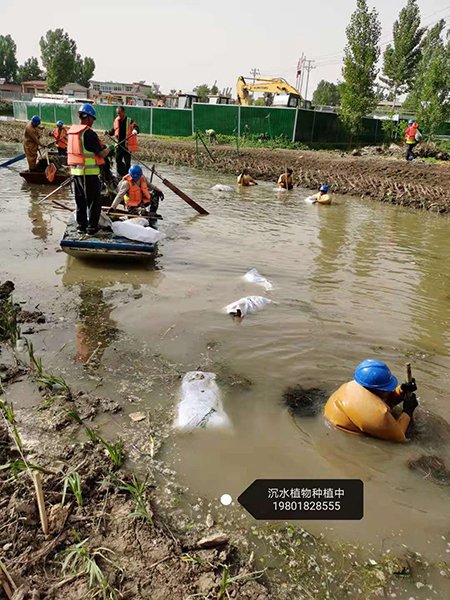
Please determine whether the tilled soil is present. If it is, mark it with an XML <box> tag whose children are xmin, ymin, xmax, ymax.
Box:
<box><xmin>2</xmin><ymin>120</ymin><xmax>450</xmax><ymax>213</ymax></box>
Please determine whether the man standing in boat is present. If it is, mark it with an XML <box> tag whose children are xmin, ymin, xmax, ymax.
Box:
<box><xmin>106</xmin><ymin>106</ymin><xmax>139</xmax><ymax>177</ymax></box>
<box><xmin>23</xmin><ymin>115</ymin><xmax>43</xmax><ymax>171</ymax></box>
<box><xmin>50</xmin><ymin>120</ymin><xmax>68</xmax><ymax>156</ymax></box>
<box><xmin>109</xmin><ymin>165</ymin><xmax>164</xmax><ymax>216</ymax></box>
<box><xmin>67</xmin><ymin>104</ymin><xmax>113</xmax><ymax>235</ymax></box>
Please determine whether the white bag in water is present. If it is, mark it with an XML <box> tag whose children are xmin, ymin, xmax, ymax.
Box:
<box><xmin>111</xmin><ymin>218</ymin><xmax>164</xmax><ymax>243</ymax></box>
<box><xmin>304</xmin><ymin>196</ymin><xmax>316</xmax><ymax>204</ymax></box>
<box><xmin>211</xmin><ymin>184</ymin><xmax>233</xmax><ymax>192</ymax></box>
<box><xmin>224</xmin><ymin>296</ymin><xmax>272</xmax><ymax>318</ymax></box>
<box><xmin>174</xmin><ymin>371</ymin><xmax>231</xmax><ymax>431</ymax></box>
<box><xmin>243</xmin><ymin>268</ymin><xmax>273</xmax><ymax>291</ymax></box>
<box><xmin>273</xmin><ymin>187</ymin><xmax>288</xmax><ymax>192</ymax></box>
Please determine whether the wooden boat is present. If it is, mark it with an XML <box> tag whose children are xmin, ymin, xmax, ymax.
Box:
<box><xmin>20</xmin><ymin>170</ymin><xmax>70</xmax><ymax>185</ymax></box>
<box><xmin>60</xmin><ymin>222</ymin><xmax>157</xmax><ymax>261</ymax></box>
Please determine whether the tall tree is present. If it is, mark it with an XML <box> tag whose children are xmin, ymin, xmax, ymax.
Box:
<box><xmin>40</xmin><ymin>29</ymin><xmax>78</xmax><ymax>92</ymax></box>
<box><xmin>408</xmin><ymin>20</ymin><xmax>450</xmax><ymax>137</ymax></box>
<box><xmin>340</xmin><ymin>0</ymin><xmax>381</xmax><ymax>133</ymax></box>
<box><xmin>75</xmin><ymin>56</ymin><xmax>95</xmax><ymax>88</ymax></box>
<box><xmin>193</xmin><ymin>84</ymin><xmax>211</xmax><ymax>101</ymax></box>
<box><xmin>0</xmin><ymin>34</ymin><xmax>18</xmax><ymax>82</ymax></box>
<box><xmin>381</xmin><ymin>0</ymin><xmax>425</xmax><ymax>105</ymax></box>
<box><xmin>312</xmin><ymin>80</ymin><xmax>341</xmax><ymax>106</ymax></box>
<box><xmin>17</xmin><ymin>57</ymin><xmax>44</xmax><ymax>83</ymax></box>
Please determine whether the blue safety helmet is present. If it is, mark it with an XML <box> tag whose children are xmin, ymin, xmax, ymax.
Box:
<box><xmin>31</xmin><ymin>115</ymin><xmax>41</xmax><ymax>126</ymax></box>
<box><xmin>408</xmin><ymin>119</ymin><xmax>415</xmax><ymax>124</ymax></box>
<box><xmin>320</xmin><ymin>185</ymin><xmax>329</xmax><ymax>192</ymax></box>
<box><xmin>129</xmin><ymin>165</ymin><xmax>143</xmax><ymax>180</ymax></box>
<box><xmin>354</xmin><ymin>360</ymin><xmax>398</xmax><ymax>392</ymax></box>
<box><xmin>56</xmin><ymin>120</ymin><xmax>64</xmax><ymax>127</ymax></box>
<box><xmin>78</xmin><ymin>103</ymin><xmax>96</xmax><ymax>120</ymax></box>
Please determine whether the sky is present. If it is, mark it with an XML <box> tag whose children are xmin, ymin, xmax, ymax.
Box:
<box><xmin>1</xmin><ymin>0</ymin><xmax>449</xmax><ymax>98</ymax></box>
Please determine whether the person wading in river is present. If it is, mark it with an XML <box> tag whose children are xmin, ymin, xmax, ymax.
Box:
<box><xmin>23</xmin><ymin>115</ymin><xmax>43</xmax><ymax>170</ymax></box>
<box><xmin>67</xmin><ymin>104</ymin><xmax>113</xmax><ymax>235</ymax></box>
<box><xmin>237</xmin><ymin>168</ymin><xmax>258</xmax><ymax>186</ymax></box>
<box><xmin>106</xmin><ymin>106</ymin><xmax>139</xmax><ymax>177</ymax></box>
<box><xmin>109</xmin><ymin>164</ymin><xmax>164</xmax><ymax>215</ymax></box>
<box><xmin>324</xmin><ymin>360</ymin><xmax>418</xmax><ymax>442</ymax></box>
<box><xmin>277</xmin><ymin>168</ymin><xmax>296</xmax><ymax>190</ymax></box>
<box><xmin>308</xmin><ymin>184</ymin><xmax>332</xmax><ymax>205</ymax></box>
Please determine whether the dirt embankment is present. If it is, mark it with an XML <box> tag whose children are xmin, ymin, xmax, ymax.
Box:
<box><xmin>2</xmin><ymin>120</ymin><xmax>450</xmax><ymax>213</ymax></box>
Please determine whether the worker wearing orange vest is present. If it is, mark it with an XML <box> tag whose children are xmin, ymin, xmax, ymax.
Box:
<box><xmin>109</xmin><ymin>165</ymin><xmax>164</xmax><ymax>214</ymax></box>
<box><xmin>324</xmin><ymin>360</ymin><xmax>418</xmax><ymax>443</ymax></box>
<box><xmin>404</xmin><ymin>119</ymin><xmax>421</xmax><ymax>161</ymax></box>
<box><xmin>67</xmin><ymin>104</ymin><xmax>113</xmax><ymax>235</ymax></box>
<box><xmin>50</xmin><ymin>121</ymin><xmax>68</xmax><ymax>155</ymax></box>
<box><xmin>106</xmin><ymin>106</ymin><xmax>139</xmax><ymax>177</ymax></box>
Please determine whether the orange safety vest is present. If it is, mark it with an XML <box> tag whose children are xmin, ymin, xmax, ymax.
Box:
<box><xmin>324</xmin><ymin>380</ymin><xmax>408</xmax><ymax>442</ymax></box>
<box><xmin>52</xmin><ymin>126</ymin><xmax>68</xmax><ymax>149</ymax></box>
<box><xmin>405</xmin><ymin>124</ymin><xmax>417</xmax><ymax>144</ymax></box>
<box><xmin>123</xmin><ymin>174</ymin><xmax>151</xmax><ymax>207</ymax></box>
<box><xmin>113</xmin><ymin>116</ymin><xmax>139</xmax><ymax>152</ymax></box>
<box><xmin>67</xmin><ymin>124</ymin><xmax>105</xmax><ymax>176</ymax></box>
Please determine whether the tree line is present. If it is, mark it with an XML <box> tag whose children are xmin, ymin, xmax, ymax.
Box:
<box><xmin>313</xmin><ymin>0</ymin><xmax>449</xmax><ymax>136</ymax></box>
<box><xmin>0</xmin><ymin>29</ymin><xmax>95</xmax><ymax>90</ymax></box>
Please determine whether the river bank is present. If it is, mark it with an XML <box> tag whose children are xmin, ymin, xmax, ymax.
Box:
<box><xmin>2</xmin><ymin>119</ymin><xmax>450</xmax><ymax>213</ymax></box>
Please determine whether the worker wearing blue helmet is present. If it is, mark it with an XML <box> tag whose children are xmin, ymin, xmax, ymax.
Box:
<box><xmin>23</xmin><ymin>115</ymin><xmax>43</xmax><ymax>170</ymax></box>
<box><xmin>324</xmin><ymin>360</ymin><xmax>418</xmax><ymax>442</ymax></box>
<box><xmin>310</xmin><ymin>184</ymin><xmax>332</xmax><ymax>205</ymax></box>
<box><xmin>110</xmin><ymin>164</ymin><xmax>164</xmax><ymax>216</ymax></box>
<box><xmin>67</xmin><ymin>104</ymin><xmax>114</xmax><ymax>235</ymax></box>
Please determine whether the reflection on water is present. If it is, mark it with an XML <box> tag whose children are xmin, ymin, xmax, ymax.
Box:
<box><xmin>1</xmin><ymin>146</ymin><xmax>450</xmax><ymax>561</ymax></box>
<box><xmin>26</xmin><ymin>184</ymin><xmax>52</xmax><ymax>241</ymax></box>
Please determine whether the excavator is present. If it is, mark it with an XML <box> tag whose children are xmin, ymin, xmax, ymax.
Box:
<box><xmin>236</xmin><ymin>76</ymin><xmax>305</xmax><ymax>108</ymax></box>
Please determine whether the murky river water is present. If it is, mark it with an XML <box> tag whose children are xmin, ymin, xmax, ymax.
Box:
<box><xmin>1</xmin><ymin>144</ymin><xmax>449</xmax><ymax>570</ymax></box>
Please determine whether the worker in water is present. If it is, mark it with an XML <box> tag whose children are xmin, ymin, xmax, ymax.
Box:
<box><xmin>277</xmin><ymin>168</ymin><xmax>295</xmax><ymax>190</ymax></box>
<box><xmin>109</xmin><ymin>164</ymin><xmax>164</xmax><ymax>215</ymax></box>
<box><xmin>310</xmin><ymin>184</ymin><xmax>332</xmax><ymax>205</ymax></box>
<box><xmin>23</xmin><ymin>115</ymin><xmax>43</xmax><ymax>171</ymax></box>
<box><xmin>237</xmin><ymin>168</ymin><xmax>258</xmax><ymax>186</ymax></box>
<box><xmin>50</xmin><ymin>120</ymin><xmax>68</xmax><ymax>156</ymax></box>
<box><xmin>67</xmin><ymin>104</ymin><xmax>113</xmax><ymax>235</ymax></box>
<box><xmin>404</xmin><ymin>119</ymin><xmax>421</xmax><ymax>161</ymax></box>
<box><xmin>324</xmin><ymin>360</ymin><xmax>418</xmax><ymax>442</ymax></box>
<box><xmin>205</xmin><ymin>129</ymin><xmax>218</xmax><ymax>144</ymax></box>
<box><xmin>106</xmin><ymin>106</ymin><xmax>139</xmax><ymax>177</ymax></box>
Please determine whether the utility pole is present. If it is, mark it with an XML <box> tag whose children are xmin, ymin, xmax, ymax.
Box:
<box><xmin>303</xmin><ymin>59</ymin><xmax>315</xmax><ymax>102</ymax></box>
<box><xmin>296</xmin><ymin>54</ymin><xmax>305</xmax><ymax>92</ymax></box>
<box><xmin>250</xmin><ymin>67</ymin><xmax>260</xmax><ymax>84</ymax></box>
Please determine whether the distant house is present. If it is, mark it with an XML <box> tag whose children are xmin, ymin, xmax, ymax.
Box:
<box><xmin>21</xmin><ymin>80</ymin><xmax>47</xmax><ymax>94</ymax></box>
<box><xmin>89</xmin><ymin>79</ymin><xmax>154</xmax><ymax>105</ymax></box>
<box><xmin>61</xmin><ymin>82</ymin><xmax>90</xmax><ymax>98</ymax></box>
<box><xmin>0</xmin><ymin>80</ymin><xmax>22</xmax><ymax>94</ymax></box>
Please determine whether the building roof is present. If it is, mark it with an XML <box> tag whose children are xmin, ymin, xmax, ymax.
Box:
<box><xmin>63</xmin><ymin>82</ymin><xmax>89</xmax><ymax>91</ymax></box>
<box><xmin>22</xmin><ymin>80</ymin><xmax>47</xmax><ymax>86</ymax></box>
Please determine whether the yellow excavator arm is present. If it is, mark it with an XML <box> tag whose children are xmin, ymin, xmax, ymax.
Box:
<box><xmin>237</xmin><ymin>76</ymin><xmax>302</xmax><ymax>105</ymax></box>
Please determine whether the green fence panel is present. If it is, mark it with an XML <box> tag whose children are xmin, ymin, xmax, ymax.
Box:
<box><xmin>240</xmin><ymin>106</ymin><xmax>296</xmax><ymax>139</ymax></box>
<box><xmin>13</xmin><ymin>101</ymin><xmax>28</xmax><ymax>121</ymax></box>
<box><xmin>26</xmin><ymin>104</ymin><xmax>37</xmax><ymax>120</ymax></box>
<box><xmin>152</xmin><ymin>108</ymin><xmax>192</xmax><ymax>137</ymax></box>
<box><xmin>40</xmin><ymin>104</ymin><xmax>56</xmax><ymax>124</ymax></box>
<box><xmin>118</xmin><ymin>106</ymin><xmax>151</xmax><ymax>134</ymax></box>
<box><xmin>55</xmin><ymin>104</ymin><xmax>73</xmax><ymax>125</ymax></box>
<box><xmin>193</xmin><ymin>104</ymin><xmax>239</xmax><ymax>136</ymax></box>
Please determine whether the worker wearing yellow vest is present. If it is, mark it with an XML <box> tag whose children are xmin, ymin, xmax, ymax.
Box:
<box><xmin>50</xmin><ymin>121</ymin><xmax>68</xmax><ymax>155</ymax></box>
<box><xmin>324</xmin><ymin>360</ymin><xmax>418</xmax><ymax>442</ymax></box>
<box><xmin>109</xmin><ymin>165</ymin><xmax>164</xmax><ymax>214</ymax></box>
<box><xmin>404</xmin><ymin>119</ymin><xmax>421</xmax><ymax>161</ymax></box>
<box><xmin>67</xmin><ymin>104</ymin><xmax>113</xmax><ymax>235</ymax></box>
<box><xmin>106</xmin><ymin>106</ymin><xmax>139</xmax><ymax>177</ymax></box>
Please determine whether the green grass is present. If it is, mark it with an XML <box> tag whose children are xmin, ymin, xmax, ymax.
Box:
<box><xmin>98</xmin><ymin>437</ymin><xmax>125</xmax><ymax>469</ymax></box>
<box><xmin>62</xmin><ymin>471</ymin><xmax>83</xmax><ymax>507</ymax></box>
<box><xmin>0</xmin><ymin>398</ymin><xmax>23</xmax><ymax>451</ymax></box>
<box><xmin>59</xmin><ymin>533</ymin><xmax>122</xmax><ymax>599</ymax></box>
<box><xmin>116</xmin><ymin>474</ymin><xmax>153</xmax><ymax>524</ymax></box>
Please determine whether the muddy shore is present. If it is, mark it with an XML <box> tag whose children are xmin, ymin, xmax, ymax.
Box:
<box><xmin>2</xmin><ymin>120</ymin><xmax>450</xmax><ymax>213</ymax></box>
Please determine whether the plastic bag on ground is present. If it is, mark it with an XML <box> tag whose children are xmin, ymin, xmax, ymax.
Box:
<box><xmin>173</xmin><ymin>371</ymin><xmax>232</xmax><ymax>432</ymax></box>
<box><xmin>111</xmin><ymin>218</ymin><xmax>164</xmax><ymax>243</ymax></box>
<box><xmin>243</xmin><ymin>268</ymin><xmax>273</xmax><ymax>291</ymax></box>
<box><xmin>211</xmin><ymin>184</ymin><xmax>233</xmax><ymax>192</ymax></box>
<box><xmin>224</xmin><ymin>296</ymin><xmax>272</xmax><ymax>318</ymax></box>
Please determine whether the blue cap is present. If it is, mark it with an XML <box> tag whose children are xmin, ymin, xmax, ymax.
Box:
<box><xmin>354</xmin><ymin>360</ymin><xmax>398</xmax><ymax>392</ymax></box>
<box><xmin>320</xmin><ymin>185</ymin><xmax>329</xmax><ymax>192</ymax></box>
<box><xmin>78</xmin><ymin>103</ymin><xmax>96</xmax><ymax>120</ymax></box>
<box><xmin>31</xmin><ymin>115</ymin><xmax>41</xmax><ymax>126</ymax></box>
<box><xmin>129</xmin><ymin>164</ymin><xmax>143</xmax><ymax>180</ymax></box>
<box><xmin>408</xmin><ymin>119</ymin><xmax>415</xmax><ymax>125</ymax></box>
<box><xmin>56</xmin><ymin>120</ymin><xmax>63</xmax><ymax>127</ymax></box>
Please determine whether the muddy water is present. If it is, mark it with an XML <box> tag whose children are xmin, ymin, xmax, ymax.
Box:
<box><xmin>1</xmin><ymin>144</ymin><xmax>450</xmax><ymax>564</ymax></box>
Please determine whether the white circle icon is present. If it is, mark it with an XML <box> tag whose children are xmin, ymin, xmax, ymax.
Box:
<box><xmin>220</xmin><ymin>494</ymin><xmax>232</xmax><ymax>506</ymax></box>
